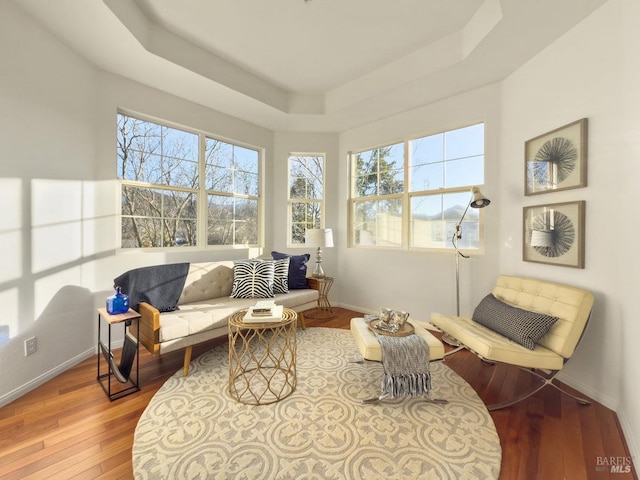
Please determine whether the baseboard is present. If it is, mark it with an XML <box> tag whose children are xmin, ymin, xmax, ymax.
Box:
<box><xmin>336</xmin><ymin>302</ymin><xmax>376</xmax><ymax>316</ymax></box>
<box><xmin>559</xmin><ymin>373</ymin><xmax>638</xmax><ymax>464</ymax></box>
<box><xmin>0</xmin><ymin>347</ymin><xmax>96</xmax><ymax>409</ymax></box>
<box><xmin>616</xmin><ymin>410</ymin><xmax>640</xmax><ymax>466</ymax></box>
<box><xmin>555</xmin><ymin>371</ymin><xmax>618</xmax><ymax>411</ymax></box>
<box><xmin>335</xmin><ymin>302</ymin><xmax>434</xmax><ymax>325</ymax></box>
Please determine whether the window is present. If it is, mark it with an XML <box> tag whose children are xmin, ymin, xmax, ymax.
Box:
<box><xmin>288</xmin><ymin>154</ymin><xmax>325</xmax><ymax>245</ymax></box>
<box><xmin>117</xmin><ymin>113</ymin><xmax>261</xmax><ymax>249</ymax></box>
<box><xmin>350</xmin><ymin>123</ymin><xmax>485</xmax><ymax>250</ymax></box>
<box><xmin>205</xmin><ymin>139</ymin><xmax>259</xmax><ymax>246</ymax></box>
<box><xmin>352</xmin><ymin>143</ymin><xmax>404</xmax><ymax>247</ymax></box>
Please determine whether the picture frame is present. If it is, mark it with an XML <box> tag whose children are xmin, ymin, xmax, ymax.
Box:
<box><xmin>523</xmin><ymin>201</ymin><xmax>585</xmax><ymax>268</ymax></box>
<box><xmin>524</xmin><ymin>118</ymin><xmax>588</xmax><ymax>196</ymax></box>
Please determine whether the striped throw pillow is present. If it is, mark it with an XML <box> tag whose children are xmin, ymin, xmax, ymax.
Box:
<box><xmin>272</xmin><ymin>257</ymin><xmax>290</xmax><ymax>294</ymax></box>
<box><xmin>230</xmin><ymin>260</ymin><xmax>275</xmax><ymax>299</ymax></box>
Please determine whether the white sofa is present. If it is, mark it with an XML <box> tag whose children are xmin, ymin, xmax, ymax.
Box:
<box><xmin>136</xmin><ymin>261</ymin><xmax>319</xmax><ymax>375</ymax></box>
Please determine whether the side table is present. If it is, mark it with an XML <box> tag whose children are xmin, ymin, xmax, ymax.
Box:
<box><xmin>305</xmin><ymin>276</ymin><xmax>334</xmax><ymax>319</ymax></box>
<box><xmin>228</xmin><ymin>308</ymin><xmax>297</xmax><ymax>405</ymax></box>
<box><xmin>97</xmin><ymin>307</ymin><xmax>141</xmax><ymax>401</ymax></box>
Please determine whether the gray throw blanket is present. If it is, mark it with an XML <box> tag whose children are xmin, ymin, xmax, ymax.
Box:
<box><xmin>114</xmin><ymin>263</ymin><xmax>190</xmax><ymax>312</ymax></box>
<box><xmin>375</xmin><ymin>333</ymin><xmax>431</xmax><ymax>398</ymax></box>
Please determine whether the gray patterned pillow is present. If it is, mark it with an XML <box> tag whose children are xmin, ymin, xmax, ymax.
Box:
<box><xmin>230</xmin><ymin>260</ymin><xmax>275</xmax><ymax>298</ymax></box>
<box><xmin>472</xmin><ymin>294</ymin><xmax>559</xmax><ymax>350</ymax></box>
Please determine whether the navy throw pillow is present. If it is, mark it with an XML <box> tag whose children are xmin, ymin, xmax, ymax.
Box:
<box><xmin>271</xmin><ymin>251</ymin><xmax>310</xmax><ymax>289</ymax></box>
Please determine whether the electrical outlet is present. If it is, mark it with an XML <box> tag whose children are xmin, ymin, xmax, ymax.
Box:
<box><xmin>24</xmin><ymin>336</ymin><xmax>37</xmax><ymax>356</ymax></box>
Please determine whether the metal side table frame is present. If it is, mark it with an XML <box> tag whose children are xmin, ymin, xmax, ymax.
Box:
<box><xmin>97</xmin><ymin>307</ymin><xmax>141</xmax><ymax>401</ymax></box>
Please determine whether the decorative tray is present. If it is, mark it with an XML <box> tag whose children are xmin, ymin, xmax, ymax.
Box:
<box><xmin>368</xmin><ymin>319</ymin><xmax>415</xmax><ymax>337</ymax></box>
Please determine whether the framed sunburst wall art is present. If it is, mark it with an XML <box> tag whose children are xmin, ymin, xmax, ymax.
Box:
<box><xmin>523</xmin><ymin>201</ymin><xmax>585</xmax><ymax>268</ymax></box>
<box><xmin>524</xmin><ymin>118</ymin><xmax>588</xmax><ymax>195</ymax></box>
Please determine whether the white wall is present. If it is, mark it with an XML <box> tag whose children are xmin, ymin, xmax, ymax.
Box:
<box><xmin>0</xmin><ymin>1</ymin><xmax>274</xmax><ymax>406</ymax></box>
<box><xmin>0</xmin><ymin>1</ymin><xmax>99</xmax><ymax>403</ymax></box>
<box><xmin>336</xmin><ymin>1</ymin><xmax>640</xmax><ymax>459</ymax></box>
<box><xmin>337</xmin><ymin>84</ymin><xmax>503</xmax><ymax>323</ymax></box>
<box><xmin>336</xmin><ymin>0</ymin><xmax>639</xmax><ymax>458</ymax></box>
<box><xmin>497</xmin><ymin>0</ymin><xmax>639</xmax><ymax>459</ymax></box>
<box><xmin>271</xmin><ymin>131</ymin><xmax>340</xmax><ymax>300</ymax></box>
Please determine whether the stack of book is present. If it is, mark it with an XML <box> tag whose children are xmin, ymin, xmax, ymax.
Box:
<box><xmin>243</xmin><ymin>301</ymin><xmax>284</xmax><ymax>323</ymax></box>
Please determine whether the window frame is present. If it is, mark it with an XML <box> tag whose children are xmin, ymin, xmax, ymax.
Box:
<box><xmin>349</xmin><ymin>123</ymin><xmax>486</xmax><ymax>253</ymax></box>
<box><xmin>116</xmin><ymin>110</ymin><xmax>264</xmax><ymax>252</ymax></box>
<box><xmin>287</xmin><ymin>153</ymin><xmax>326</xmax><ymax>247</ymax></box>
<box><xmin>349</xmin><ymin>141</ymin><xmax>406</xmax><ymax>249</ymax></box>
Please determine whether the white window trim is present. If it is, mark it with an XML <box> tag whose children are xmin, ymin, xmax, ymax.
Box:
<box><xmin>116</xmin><ymin>109</ymin><xmax>265</xmax><ymax>252</ymax></box>
<box><xmin>349</xmin><ymin>123</ymin><xmax>486</xmax><ymax>252</ymax></box>
<box><xmin>287</xmin><ymin>152</ymin><xmax>326</xmax><ymax>248</ymax></box>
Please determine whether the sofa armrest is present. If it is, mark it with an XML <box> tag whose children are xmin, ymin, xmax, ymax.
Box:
<box><xmin>138</xmin><ymin>301</ymin><xmax>160</xmax><ymax>354</ymax></box>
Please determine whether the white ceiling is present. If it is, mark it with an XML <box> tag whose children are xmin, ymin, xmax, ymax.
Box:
<box><xmin>136</xmin><ymin>0</ymin><xmax>484</xmax><ymax>94</ymax></box>
<box><xmin>14</xmin><ymin>0</ymin><xmax>608</xmax><ymax>132</ymax></box>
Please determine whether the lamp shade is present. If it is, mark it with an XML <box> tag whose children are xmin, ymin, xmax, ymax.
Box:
<box><xmin>305</xmin><ymin>228</ymin><xmax>334</xmax><ymax>248</ymax></box>
<box><xmin>470</xmin><ymin>186</ymin><xmax>490</xmax><ymax>208</ymax></box>
<box><xmin>530</xmin><ymin>229</ymin><xmax>554</xmax><ymax>247</ymax></box>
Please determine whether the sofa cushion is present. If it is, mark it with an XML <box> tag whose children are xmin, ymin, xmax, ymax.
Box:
<box><xmin>472</xmin><ymin>293</ymin><xmax>559</xmax><ymax>350</ymax></box>
<box><xmin>231</xmin><ymin>260</ymin><xmax>275</xmax><ymax>298</ymax></box>
<box><xmin>271</xmin><ymin>251</ymin><xmax>310</xmax><ymax>289</ymax></box>
<box><xmin>158</xmin><ymin>298</ymin><xmax>256</xmax><ymax>342</ymax></box>
<box><xmin>158</xmin><ymin>290</ymin><xmax>319</xmax><ymax>344</ymax></box>
<box><xmin>274</xmin><ymin>288</ymin><xmax>319</xmax><ymax>310</ymax></box>
<box><xmin>272</xmin><ymin>257</ymin><xmax>290</xmax><ymax>294</ymax></box>
<box><xmin>178</xmin><ymin>262</ymin><xmax>234</xmax><ymax>305</ymax></box>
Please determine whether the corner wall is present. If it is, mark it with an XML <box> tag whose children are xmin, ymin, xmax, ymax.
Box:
<box><xmin>0</xmin><ymin>1</ymin><xmax>274</xmax><ymax>406</ymax></box>
<box><xmin>497</xmin><ymin>0</ymin><xmax>639</xmax><ymax>459</ymax></box>
<box><xmin>270</xmin><ymin>131</ymin><xmax>340</xmax><ymax>280</ymax></box>
<box><xmin>0</xmin><ymin>1</ymin><xmax>100</xmax><ymax>404</ymax></box>
<box><xmin>337</xmin><ymin>84</ymin><xmax>503</xmax><ymax>323</ymax></box>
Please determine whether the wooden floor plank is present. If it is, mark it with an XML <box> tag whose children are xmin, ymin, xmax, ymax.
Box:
<box><xmin>0</xmin><ymin>307</ymin><xmax>636</xmax><ymax>480</ymax></box>
<box><xmin>562</xmin><ymin>396</ymin><xmax>590</xmax><ymax>479</ymax></box>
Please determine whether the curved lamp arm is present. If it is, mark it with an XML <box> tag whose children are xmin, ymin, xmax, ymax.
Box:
<box><xmin>453</xmin><ymin>186</ymin><xmax>491</xmax><ymax>316</ymax></box>
<box><xmin>452</xmin><ymin>202</ymin><xmax>472</xmax><ymax>259</ymax></box>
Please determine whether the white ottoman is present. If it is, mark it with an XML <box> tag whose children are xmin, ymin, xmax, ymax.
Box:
<box><xmin>350</xmin><ymin>317</ymin><xmax>445</xmax><ymax>362</ymax></box>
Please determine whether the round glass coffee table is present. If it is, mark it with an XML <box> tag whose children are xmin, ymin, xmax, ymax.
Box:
<box><xmin>228</xmin><ymin>307</ymin><xmax>297</xmax><ymax>405</ymax></box>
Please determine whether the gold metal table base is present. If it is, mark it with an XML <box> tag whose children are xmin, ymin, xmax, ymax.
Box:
<box><xmin>228</xmin><ymin>308</ymin><xmax>297</xmax><ymax>405</ymax></box>
<box><xmin>305</xmin><ymin>276</ymin><xmax>334</xmax><ymax>319</ymax></box>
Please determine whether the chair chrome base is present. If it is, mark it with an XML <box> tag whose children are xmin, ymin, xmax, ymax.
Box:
<box><xmin>486</xmin><ymin>365</ymin><xmax>591</xmax><ymax>411</ymax></box>
<box><xmin>442</xmin><ymin>341</ymin><xmax>591</xmax><ymax>411</ymax></box>
<box><xmin>441</xmin><ymin>333</ymin><xmax>461</xmax><ymax>347</ymax></box>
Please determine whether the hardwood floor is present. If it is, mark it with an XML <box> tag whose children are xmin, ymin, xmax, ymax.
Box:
<box><xmin>0</xmin><ymin>307</ymin><xmax>636</xmax><ymax>480</ymax></box>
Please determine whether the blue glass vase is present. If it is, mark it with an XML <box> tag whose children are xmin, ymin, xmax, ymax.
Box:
<box><xmin>106</xmin><ymin>286</ymin><xmax>129</xmax><ymax>315</ymax></box>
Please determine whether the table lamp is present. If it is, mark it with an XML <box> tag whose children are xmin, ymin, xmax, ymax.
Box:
<box><xmin>305</xmin><ymin>228</ymin><xmax>334</xmax><ymax>278</ymax></box>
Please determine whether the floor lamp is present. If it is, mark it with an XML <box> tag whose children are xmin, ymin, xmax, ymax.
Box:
<box><xmin>453</xmin><ymin>186</ymin><xmax>491</xmax><ymax>317</ymax></box>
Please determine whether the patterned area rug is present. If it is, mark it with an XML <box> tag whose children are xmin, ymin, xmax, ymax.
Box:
<box><xmin>133</xmin><ymin>328</ymin><xmax>501</xmax><ymax>480</ymax></box>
